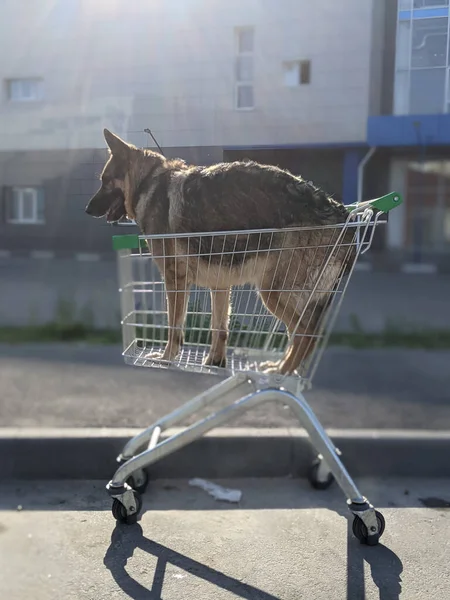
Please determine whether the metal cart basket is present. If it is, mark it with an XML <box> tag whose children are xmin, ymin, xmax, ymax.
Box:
<box><xmin>106</xmin><ymin>191</ymin><xmax>402</xmax><ymax>546</ymax></box>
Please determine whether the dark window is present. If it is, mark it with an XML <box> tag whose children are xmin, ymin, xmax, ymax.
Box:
<box><xmin>300</xmin><ymin>60</ymin><xmax>311</xmax><ymax>84</ymax></box>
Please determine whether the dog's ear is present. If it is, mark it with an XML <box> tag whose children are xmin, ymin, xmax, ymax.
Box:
<box><xmin>103</xmin><ymin>128</ymin><xmax>131</xmax><ymax>159</ymax></box>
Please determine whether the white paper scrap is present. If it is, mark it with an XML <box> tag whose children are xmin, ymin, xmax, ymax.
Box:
<box><xmin>188</xmin><ymin>478</ymin><xmax>242</xmax><ymax>503</ymax></box>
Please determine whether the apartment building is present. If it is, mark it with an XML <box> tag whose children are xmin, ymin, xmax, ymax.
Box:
<box><xmin>0</xmin><ymin>0</ymin><xmax>447</xmax><ymax>270</ymax></box>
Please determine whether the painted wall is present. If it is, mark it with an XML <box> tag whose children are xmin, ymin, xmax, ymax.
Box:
<box><xmin>0</xmin><ymin>0</ymin><xmax>380</xmax><ymax>150</ymax></box>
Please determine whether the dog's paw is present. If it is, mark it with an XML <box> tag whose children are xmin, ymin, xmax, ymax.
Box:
<box><xmin>143</xmin><ymin>350</ymin><xmax>173</xmax><ymax>363</ymax></box>
<box><xmin>203</xmin><ymin>354</ymin><xmax>227</xmax><ymax>369</ymax></box>
<box><xmin>259</xmin><ymin>360</ymin><xmax>282</xmax><ymax>374</ymax></box>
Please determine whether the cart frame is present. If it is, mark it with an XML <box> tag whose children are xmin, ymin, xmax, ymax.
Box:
<box><xmin>106</xmin><ymin>192</ymin><xmax>402</xmax><ymax>546</ymax></box>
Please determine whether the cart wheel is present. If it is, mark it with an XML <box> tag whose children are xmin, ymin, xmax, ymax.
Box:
<box><xmin>352</xmin><ymin>510</ymin><xmax>385</xmax><ymax>545</ymax></box>
<box><xmin>111</xmin><ymin>492</ymin><xmax>142</xmax><ymax>525</ymax></box>
<box><xmin>127</xmin><ymin>469</ymin><xmax>149</xmax><ymax>494</ymax></box>
<box><xmin>308</xmin><ymin>459</ymin><xmax>334</xmax><ymax>490</ymax></box>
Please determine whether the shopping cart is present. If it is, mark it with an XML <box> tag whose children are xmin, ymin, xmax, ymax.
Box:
<box><xmin>106</xmin><ymin>191</ymin><xmax>402</xmax><ymax>546</ymax></box>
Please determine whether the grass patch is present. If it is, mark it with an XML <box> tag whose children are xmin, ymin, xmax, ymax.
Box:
<box><xmin>0</xmin><ymin>322</ymin><xmax>450</xmax><ymax>349</ymax></box>
<box><xmin>0</xmin><ymin>323</ymin><xmax>121</xmax><ymax>345</ymax></box>
<box><xmin>329</xmin><ymin>329</ymin><xmax>450</xmax><ymax>350</ymax></box>
<box><xmin>0</xmin><ymin>299</ymin><xmax>449</xmax><ymax>349</ymax></box>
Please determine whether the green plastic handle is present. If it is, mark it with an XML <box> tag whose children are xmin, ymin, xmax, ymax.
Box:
<box><xmin>346</xmin><ymin>191</ymin><xmax>403</xmax><ymax>214</ymax></box>
<box><xmin>112</xmin><ymin>234</ymin><xmax>146</xmax><ymax>251</ymax></box>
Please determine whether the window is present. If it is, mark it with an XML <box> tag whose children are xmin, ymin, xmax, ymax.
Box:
<box><xmin>394</xmin><ymin>13</ymin><xmax>450</xmax><ymax>114</ymax></box>
<box><xmin>6</xmin><ymin>187</ymin><xmax>45</xmax><ymax>224</ymax></box>
<box><xmin>283</xmin><ymin>60</ymin><xmax>311</xmax><ymax>86</ymax></box>
<box><xmin>236</xmin><ymin>28</ymin><xmax>254</xmax><ymax>54</ymax></box>
<box><xmin>411</xmin><ymin>17</ymin><xmax>448</xmax><ymax>68</ymax></box>
<box><xmin>410</xmin><ymin>68</ymin><xmax>446</xmax><ymax>113</ymax></box>
<box><xmin>235</xmin><ymin>27</ymin><xmax>254</xmax><ymax>109</ymax></box>
<box><xmin>6</xmin><ymin>78</ymin><xmax>43</xmax><ymax>102</ymax></box>
<box><xmin>405</xmin><ymin>160</ymin><xmax>450</xmax><ymax>250</ymax></box>
<box><xmin>394</xmin><ymin>71</ymin><xmax>410</xmax><ymax>113</ymax></box>
<box><xmin>413</xmin><ymin>1</ymin><xmax>449</xmax><ymax>8</ymax></box>
<box><xmin>396</xmin><ymin>20</ymin><xmax>411</xmax><ymax>70</ymax></box>
<box><xmin>236</xmin><ymin>55</ymin><xmax>253</xmax><ymax>82</ymax></box>
<box><xmin>444</xmin><ymin>209</ymin><xmax>450</xmax><ymax>242</ymax></box>
<box><xmin>236</xmin><ymin>85</ymin><xmax>254</xmax><ymax>109</ymax></box>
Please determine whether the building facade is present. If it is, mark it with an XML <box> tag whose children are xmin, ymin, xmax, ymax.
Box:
<box><xmin>0</xmin><ymin>0</ymin><xmax>447</xmax><ymax>269</ymax></box>
<box><xmin>370</xmin><ymin>0</ymin><xmax>450</xmax><ymax>271</ymax></box>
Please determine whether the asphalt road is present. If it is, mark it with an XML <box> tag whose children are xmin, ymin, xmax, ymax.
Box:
<box><xmin>1</xmin><ymin>343</ymin><xmax>449</xmax><ymax>429</ymax></box>
<box><xmin>1</xmin><ymin>477</ymin><xmax>449</xmax><ymax>599</ymax></box>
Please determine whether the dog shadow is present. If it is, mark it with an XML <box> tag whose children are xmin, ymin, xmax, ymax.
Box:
<box><xmin>104</xmin><ymin>520</ymin><xmax>403</xmax><ymax>600</ymax></box>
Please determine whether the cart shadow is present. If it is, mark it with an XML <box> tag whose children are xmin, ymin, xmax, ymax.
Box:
<box><xmin>346</xmin><ymin>520</ymin><xmax>403</xmax><ymax>600</ymax></box>
<box><xmin>103</xmin><ymin>523</ymin><xmax>282</xmax><ymax>600</ymax></box>
<box><xmin>103</xmin><ymin>522</ymin><xmax>404</xmax><ymax>600</ymax></box>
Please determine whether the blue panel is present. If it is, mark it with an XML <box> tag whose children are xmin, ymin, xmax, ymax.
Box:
<box><xmin>399</xmin><ymin>7</ymin><xmax>449</xmax><ymax>20</ymax></box>
<box><xmin>223</xmin><ymin>142</ymin><xmax>367</xmax><ymax>151</ymax></box>
<box><xmin>342</xmin><ymin>150</ymin><xmax>361</xmax><ymax>205</ymax></box>
<box><xmin>367</xmin><ymin>114</ymin><xmax>450</xmax><ymax>146</ymax></box>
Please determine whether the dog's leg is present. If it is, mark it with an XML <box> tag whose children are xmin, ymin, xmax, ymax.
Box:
<box><xmin>259</xmin><ymin>289</ymin><xmax>328</xmax><ymax>376</ymax></box>
<box><xmin>277</xmin><ymin>301</ymin><xmax>326</xmax><ymax>375</ymax></box>
<box><xmin>160</xmin><ymin>274</ymin><xmax>189</xmax><ymax>362</ymax></box>
<box><xmin>258</xmin><ymin>288</ymin><xmax>295</xmax><ymax>373</ymax></box>
<box><xmin>274</xmin><ymin>256</ymin><xmax>343</xmax><ymax>375</ymax></box>
<box><xmin>146</xmin><ymin>250</ymin><xmax>190</xmax><ymax>362</ymax></box>
<box><xmin>204</xmin><ymin>288</ymin><xmax>231</xmax><ymax>368</ymax></box>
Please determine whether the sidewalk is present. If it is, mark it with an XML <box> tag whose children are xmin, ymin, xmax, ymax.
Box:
<box><xmin>1</xmin><ymin>477</ymin><xmax>449</xmax><ymax>599</ymax></box>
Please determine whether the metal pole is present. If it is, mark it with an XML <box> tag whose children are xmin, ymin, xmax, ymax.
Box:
<box><xmin>356</xmin><ymin>146</ymin><xmax>376</xmax><ymax>250</ymax></box>
<box><xmin>357</xmin><ymin>147</ymin><xmax>376</xmax><ymax>204</ymax></box>
<box><xmin>413</xmin><ymin>122</ymin><xmax>425</xmax><ymax>264</ymax></box>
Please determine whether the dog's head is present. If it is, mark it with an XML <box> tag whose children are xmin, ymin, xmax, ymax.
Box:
<box><xmin>85</xmin><ymin>129</ymin><xmax>135</xmax><ymax>223</ymax></box>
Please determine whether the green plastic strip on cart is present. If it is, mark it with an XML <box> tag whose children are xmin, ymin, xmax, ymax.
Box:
<box><xmin>112</xmin><ymin>234</ymin><xmax>146</xmax><ymax>251</ymax></box>
<box><xmin>345</xmin><ymin>191</ymin><xmax>403</xmax><ymax>214</ymax></box>
<box><xmin>111</xmin><ymin>191</ymin><xmax>404</xmax><ymax>250</ymax></box>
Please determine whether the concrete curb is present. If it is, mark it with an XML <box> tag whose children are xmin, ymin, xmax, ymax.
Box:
<box><xmin>2</xmin><ymin>428</ymin><xmax>450</xmax><ymax>480</ymax></box>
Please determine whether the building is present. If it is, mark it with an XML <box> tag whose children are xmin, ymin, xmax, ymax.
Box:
<box><xmin>370</xmin><ymin>0</ymin><xmax>450</xmax><ymax>272</ymax></box>
<box><xmin>0</xmin><ymin>0</ymin><xmax>447</xmax><ymax>270</ymax></box>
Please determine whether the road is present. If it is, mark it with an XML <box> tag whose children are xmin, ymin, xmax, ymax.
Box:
<box><xmin>1</xmin><ymin>343</ymin><xmax>449</xmax><ymax>429</ymax></box>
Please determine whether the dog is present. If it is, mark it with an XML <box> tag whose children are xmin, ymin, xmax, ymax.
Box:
<box><xmin>85</xmin><ymin>128</ymin><xmax>355</xmax><ymax>375</ymax></box>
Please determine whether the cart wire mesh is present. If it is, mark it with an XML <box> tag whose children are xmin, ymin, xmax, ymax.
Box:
<box><xmin>115</xmin><ymin>205</ymin><xmax>386</xmax><ymax>385</ymax></box>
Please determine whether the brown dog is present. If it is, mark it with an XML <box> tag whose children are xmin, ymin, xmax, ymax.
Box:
<box><xmin>85</xmin><ymin>129</ymin><xmax>355</xmax><ymax>374</ymax></box>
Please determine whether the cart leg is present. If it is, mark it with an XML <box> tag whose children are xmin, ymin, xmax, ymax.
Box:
<box><xmin>307</xmin><ymin>449</ymin><xmax>342</xmax><ymax>490</ymax></box>
<box><xmin>121</xmin><ymin>427</ymin><xmax>162</xmax><ymax>494</ymax></box>
<box><xmin>284</xmin><ymin>388</ymin><xmax>384</xmax><ymax>545</ymax></box>
<box><xmin>108</xmin><ymin>386</ymin><xmax>384</xmax><ymax>544</ymax></box>
<box><xmin>117</xmin><ymin>373</ymin><xmax>249</xmax><ymax>461</ymax></box>
<box><xmin>108</xmin><ymin>388</ymin><xmax>280</xmax><ymax>496</ymax></box>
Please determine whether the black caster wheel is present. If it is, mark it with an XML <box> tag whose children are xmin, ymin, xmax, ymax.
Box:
<box><xmin>352</xmin><ymin>510</ymin><xmax>385</xmax><ymax>545</ymax></box>
<box><xmin>308</xmin><ymin>459</ymin><xmax>334</xmax><ymax>490</ymax></box>
<box><xmin>127</xmin><ymin>469</ymin><xmax>149</xmax><ymax>494</ymax></box>
<box><xmin>111</xmin><ymin>492</ymin><xmax>143</xmax><ymax>525</ymax></box>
